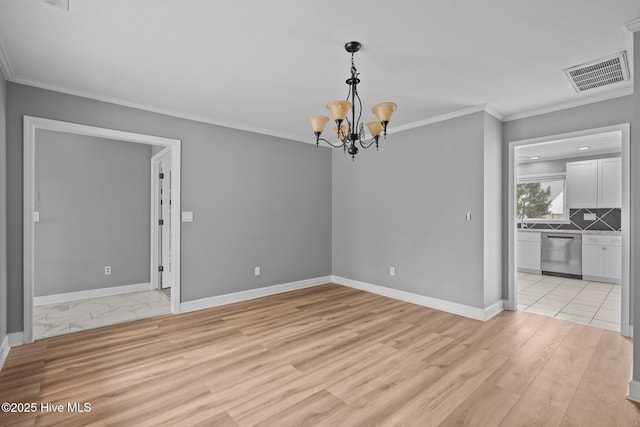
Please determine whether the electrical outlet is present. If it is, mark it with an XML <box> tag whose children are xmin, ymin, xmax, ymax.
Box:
<box><xmin>390</xmin><ymin>266</ymin><xmax>395</xmax><ymax>276</ymax></box>
<box><xmin>584</xmin><ymin>213</ymin><xmax>597</xmax><ymax>221</ymax></box>
<box><xmin>105</xmin><ymin>266</ymin><xmax>111</xmax><ymax>275</ymax></box>
<box><xmin>254</xmin><ymin>266</ymin><xmax>260</xmax><ymax>276</ymax></box>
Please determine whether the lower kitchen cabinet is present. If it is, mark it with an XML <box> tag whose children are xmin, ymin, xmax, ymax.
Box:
<box><xmin>517</xmin><ymin>231</ymin><xmax>541</xmax><ymax>274</ymax></box>
<box><xmin>582</xmin><ymin>234</ymin><xmax>621</xmax><ymax>283</ymax></box>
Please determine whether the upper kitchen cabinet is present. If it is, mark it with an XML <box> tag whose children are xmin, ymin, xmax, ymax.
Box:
<box><xmin>566</xmin><ymin>160</ymin><xmax>597</xmax><ymax>208</ymax></box>
<box><xmin>566</xmin><ymin>158</ymin><xmax>621</xmax><ymax>208</ymax></box>
<box><xmin>598</xmin><ymin>158</ymin><xmax>622</xmax><ymax>208</ymax></box>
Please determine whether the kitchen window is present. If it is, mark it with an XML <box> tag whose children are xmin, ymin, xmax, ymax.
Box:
<box><xmin>516</xmin><ymin>174</ymin><xmax>568</xmax><ymax>223</ymax></box>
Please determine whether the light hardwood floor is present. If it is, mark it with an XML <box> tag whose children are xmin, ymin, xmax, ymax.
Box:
<box><xmin>1</xmin><ymin>283</ymin><xmax>639</xmax><ymax>426</ymax></box>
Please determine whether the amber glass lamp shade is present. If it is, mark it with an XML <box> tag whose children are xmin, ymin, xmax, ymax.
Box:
<box><xmin>365</xmin><ymin>121</ymin><xmax>383</xmax><ymax>137</ymax></box>
<box><xmin>371</xmin><ymin>102</ymin><xmax>398</xmax><ymax>123</ymax></box>
<box><xmin>307</xmin><ymin>115</ymin><xmax>330</xmax><ymax>134</ymax></box>
<box><xmin>326</xmin><ymin>101</ymin><xmax>353</xmax><ymax>121</ymax></box>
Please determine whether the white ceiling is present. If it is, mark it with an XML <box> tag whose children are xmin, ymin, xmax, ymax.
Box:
<box><xmin>516</xmin><ymin>131</ymin><xmax>622</xmax><ymax>163</ymax></box>
<box><xmin>0</xmin><ymin>1</ymin><xmax>638</xmax><ymax>143</ymax></box>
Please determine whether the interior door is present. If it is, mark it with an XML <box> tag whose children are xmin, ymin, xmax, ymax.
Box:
<box><xmin>159</xmin><ymin>155</ymin><xmax>172</xmax><ymax>288</ymax></box>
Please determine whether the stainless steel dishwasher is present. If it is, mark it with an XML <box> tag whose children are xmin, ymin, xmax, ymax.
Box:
<box><xmin>541</xmin><ymin>232</ymin><xmax>582</xmax><ymax>278</ymax></box>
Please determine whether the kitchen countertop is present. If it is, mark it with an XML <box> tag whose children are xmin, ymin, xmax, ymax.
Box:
<box><xmin>517</xmin><ymin>228</ymin><xmax>621</xmax><ymax>235</ymax></box>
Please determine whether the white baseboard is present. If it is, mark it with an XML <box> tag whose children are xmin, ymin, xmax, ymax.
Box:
<box><xmin>628</xmin><ymin>379</ymin><xmax>640</xmax><ymax>403</ymax></box>
<box><xmin>0</xmin><ymin>335</ymin><xmax>9</xmax><ymax>372</ymax></box>
<box><xmin>180</xmin><ymin>276</ymin><xmax>332</xmax><ymax>313</ymax></box>
<box><xmin>518</xmin><ymin>268</ymin><xmax>541</xmax><ymax>275</ymax></box>
<box><xmin>34</xmin><ymin>282</ymin><xmax>152</xmax><ymax>306</ymax></box>
<box><xmin>484</xmin><ymin>299</ymin><xmax>507</xmax><ymax>320</ymax></box>
<box><xmin>332</xmin><ymin>275</ymin><xmax>505</xmax><ymax>321</ymax></box>
<box><xmin>8</xmin><ymin>332</ymin><xmax>24</xmax><ymax>347</ymax></box>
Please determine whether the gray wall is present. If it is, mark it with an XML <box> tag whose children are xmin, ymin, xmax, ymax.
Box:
<box><xmin>34</xmin><ymin>130</ymin><xmax>151</xmax><ymax>296</ymax></box>
<box><xmin>6</xmin><ymin>83</ymin><xmax>332</xmax><ymax>333</ymax></box>
<box><xmin>483</xmin><ymin>113</ymin><xmax>503</xmax><ymax>307</ymax></box>
<box><xmin>0</xmin><ymin>71</ymin><xmax>7</xmax><ymax>345</ymax></box>
<box><xmin>332</xmin><ymin>112</ymin><xmax>487</xmax><ymax>309</ymax></box>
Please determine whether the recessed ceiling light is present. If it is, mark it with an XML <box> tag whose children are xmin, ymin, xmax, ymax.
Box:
<box><xmin>578</xmin><ymin>146</ymin><xmax>590</xmax><ymax>150</ymax></box>
<box><xmin>530</xmin><ymin>156</ymin><xmax>540</xmax><ymax>160</ymax></box>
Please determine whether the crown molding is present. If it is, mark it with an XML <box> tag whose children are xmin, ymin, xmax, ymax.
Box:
<box><xmin>625</xmin><ymin>18</ymin><xmax>640</xmax><ymax>32</ymax></box>
<box><xmin>504</xmin><ymin>86</ymin><xmax>633</xmax><ymax>122</ymax></box>
<box><xmin>388</xmin><ymin>103</ymin><xmax>505</xmax><ymax>135</ymax></box>
<box><xmin>624</xmin><ymin>24</ymin><xmax>635</xmax><ymax>79</ymax></box>
<box><xmin>8</xmin><ymin>73</ymin><xmax>631</xmax><ymax>140</ymax></box>
<box><xmin>482</xmin><ymin>104</ymin><xmax>506</xmax><ymax>122</ymax></box>
<box><xmin>8</xmin><ymin>75</ymin><xmax>311</xmax><ymax>144</ymax></box>
<box><xmin>0</xmin><ymin>40</ymin><xmax>14</xmax><ymax>80</ymax></box>
<box><xmin>11</xmin><ymin>74</ymin><xmax>507</xmax><ymax>142</ymax></box>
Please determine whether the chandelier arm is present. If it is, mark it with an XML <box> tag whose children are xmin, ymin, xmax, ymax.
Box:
<box><xmin>344</xmin><ymin>87</ymin><xmax>353</xmax><ymax>135</ymax></box>
<box><xmin>318</xmin><ymin>137</ymin><xmax>347</xmax><ymax>149</ymax></box>
<box><xmin>345</xmin><ymin>82</ymin><xmax>352</xmax><ymax>103</ymax></box>
<box><xmin>355</xmin><ymin>90</ymin><xmax>363</xmax><ymax>132</ymax></box>
<box><xmin>359</xmin><ymin>137</ymin><xmax>379</xmax><ymax>149</ymax></box>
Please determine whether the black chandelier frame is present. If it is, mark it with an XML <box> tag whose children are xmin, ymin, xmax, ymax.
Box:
<box><xmin>313</xmin><ymin>41</ymin><xmax>390</xmax><ymax>159</ymax></box>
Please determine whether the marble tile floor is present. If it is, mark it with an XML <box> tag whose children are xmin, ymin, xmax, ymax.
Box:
<box><xmin>34</xmin><ymin>290</ymin><xmax>171</xmax><ymax>340</ymax></box>
<box><xmin>517</xmin><ymin>272</ymin><xmax>621</xmax><ymax>332</ymax></box>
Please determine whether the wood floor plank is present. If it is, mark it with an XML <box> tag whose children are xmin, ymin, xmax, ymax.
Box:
<box><xmin>438</xmin><ymin>381</ymin><xmax>521</xmax><ymax>427</ymax></box>
<box><xmin>492</xmin><ymin>317</ymin><xmax>574</xmax><ymax>394</ymax></box>
<box><xmin>560</xmin><ymin>330</ymin><xmax>640</xmax><ymax>426</ymax></box>
<box><xmin>498</xmin><ymin>323</ymin><xmax>605</xmax><ymax>427</ymax></box>
<box><xmin>0</xmin><ymin>283</ymin><xmax>637</xmax><ymax>425</ymax></box>
<box><xmin>252</xmin><ymin>390</ymin><xmax>346</xmax><ymax>427</ymax></box>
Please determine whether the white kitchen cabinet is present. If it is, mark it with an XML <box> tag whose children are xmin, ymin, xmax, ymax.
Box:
<box><xmin>582</xmin><ymin>234</ymin><xmax>621</xmax><ymax>283</ymax></box>
<box><xmin>598</xmin><ymin>157</ymin><xmax>622</xmax><ymax>208</ymax></box>
<box><xmin>566</xmin><ymin>160</ymin><xmax>598</xmax><ymax>208</ymax></box>
<box><xmin>566</xmin><ymin>158</ymin><xmax>621</xmax><ymax>208</ymax></box>
<box><xmin>517</xmin><ymin>231</ymin><xmax>541</xmax><ymax>274</ymax></box>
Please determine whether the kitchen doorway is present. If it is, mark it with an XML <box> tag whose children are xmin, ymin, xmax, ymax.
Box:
<box><xmin>507</xmin><ymin>124</ymin><xmax>630</xmax><ymax>336</ymax></box>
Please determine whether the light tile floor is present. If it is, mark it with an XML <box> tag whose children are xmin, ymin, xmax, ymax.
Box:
<box><xmin>517</xmin><ymin>272</ymin><xmax>621</xmax><ymax>332</ymax></box>
<box><xmin>34</xmin><ymin>290</ymin><xmax>171</xmax><ymax>339</ymax></box>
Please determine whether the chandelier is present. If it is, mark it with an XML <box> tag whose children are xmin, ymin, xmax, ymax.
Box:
<box><xmin>307</xmin><ymin>41</ymin><xmax>397</xmax><ymax>160</ymax></box>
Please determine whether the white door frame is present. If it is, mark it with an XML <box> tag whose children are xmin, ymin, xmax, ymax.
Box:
<box><xmin>507</xmin><ymin>123</ymin><xmax>631</xmax><ymax>337</ymax></box>
<box><xmin>150</xmin><ymin>147</ymin><xmax>172</xmax><ymax>290</ymax></box>
<box><xmin>23</xmin><ymin>116</ymin><xmax>182</xmax><ymax>343</ymax></box>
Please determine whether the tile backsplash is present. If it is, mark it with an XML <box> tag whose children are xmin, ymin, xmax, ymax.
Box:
<box><xmin>518</xmin><ymin>208</ymin><xmax>621</xmax><ymax>231</ymax></box>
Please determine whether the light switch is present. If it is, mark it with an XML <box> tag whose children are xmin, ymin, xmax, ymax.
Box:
<box><xmin>181</xmin><ymin>211</ymin><xmax>193</xmax><ymax>222</ymax></box>
<box><xmin>584</xmin><ymin>213</ymin><xmax>596</xmax><ymax>221</ymax></box>
<box><xmin>465</xmin><ymin>212</ymin><xmax>471</xmax><ymax>222</ymax></box>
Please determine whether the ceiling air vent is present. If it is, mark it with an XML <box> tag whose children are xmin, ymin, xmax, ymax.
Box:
<box><xmin>563</xmin><ymin>52</ymin><xmax>630</xmax><ymax>92</ymax></box>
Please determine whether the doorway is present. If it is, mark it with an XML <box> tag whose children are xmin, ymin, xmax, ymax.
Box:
<box><xmin>23</xmin><ymin>116</ymin><xmax>182</xmax><ymax>343</ymax></box>
<box><xmin>507</xmin><ymin>124</ymin><xmax>630</xmax><ymax>336</ymax></box>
